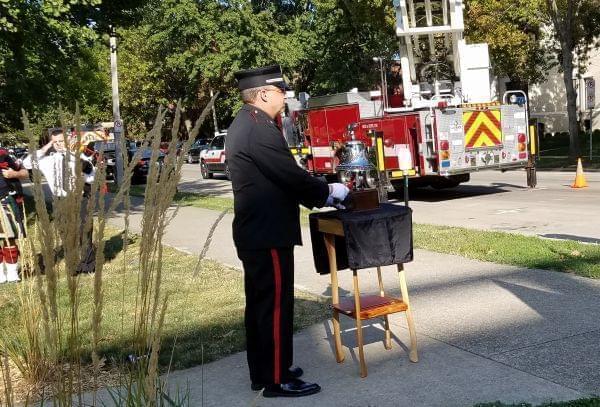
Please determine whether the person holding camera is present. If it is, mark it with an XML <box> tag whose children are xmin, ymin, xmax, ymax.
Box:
<box><xmin>22</xmin><ymin>130</ymin><xmax>96</xmax><ymax>273</ymax></box>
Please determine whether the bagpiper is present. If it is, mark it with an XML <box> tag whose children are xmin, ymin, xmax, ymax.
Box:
<box><xmin>0</xmin><ymin>147</ymin><xmax>29</xmax><ymax>283</ymax></box>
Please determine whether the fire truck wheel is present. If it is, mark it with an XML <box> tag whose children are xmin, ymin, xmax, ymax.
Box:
<box><xmin>392</xmin><ymin>177</ymin><xmax>434</xmax><ymax>192</ymax></box>
<box><xmin>430</xmin><ymin>180</ymin><xmax>459</xmax><ymax>189</ymax></box>
<box><xmin>430</xmin><ymin>174</ymin><xmax>468</xmax><ymax>189</ymax></box>
<box><xmin>201</xmin><ymin>160</ymin><xmax>213</xmax><ymax>179</ymax></box>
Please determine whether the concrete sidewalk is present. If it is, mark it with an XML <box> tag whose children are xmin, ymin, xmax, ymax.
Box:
<box><xmin>107</xmin><ymin>202</ymin><xmax>600</xmax><ymax>406</ymax></box>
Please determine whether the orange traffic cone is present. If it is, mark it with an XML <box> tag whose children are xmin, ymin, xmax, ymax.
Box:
<box><xmin>571</xmin><ymin>158</ymin><xmax>588</xmax><ymax>188</ymax></box>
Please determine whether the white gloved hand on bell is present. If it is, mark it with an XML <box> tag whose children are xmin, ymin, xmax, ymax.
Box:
<box><xmin>326</xmin><ymin>183</ymin><xmax>350</xmax><ymax>208</ymax></box>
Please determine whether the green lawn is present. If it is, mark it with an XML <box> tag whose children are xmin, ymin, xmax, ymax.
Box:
<box><xmin>537</xmin><ymin>142</ymin><xmax>600</xmax><ymax>169</ymax></box>
<box><xmin>536</xmin><ymin>156</ymin><xmax>600</xmax><ymax>170</ymax></box>
<box><xmin>127</xmin><ymin>185</ymin><xmax>233</xmax><ymax>212</ymax></box>
<box><xmin>0</xmin><ymin>228</ymin><xmax>330</xmax><ymax>372</ymax></box>
<box><xmin>127</xmin><ymin>191</ymin><xmax>600</xmax><ymax>279</ymax></box>
<box><xmin>172</xmin><ymin>190</ymin><xmax>234</xmax><ymax>212</ymax></box>
<box><xmin>414</xmin><ymin>223</ymin><xmax>600</xmax><ymax>278</ymax></box>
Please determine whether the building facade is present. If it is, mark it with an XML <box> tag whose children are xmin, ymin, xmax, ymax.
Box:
<box><xmin>528</xmin><ymin>47</ymin><xmax>600</xmax><ymax>135</ymax></box>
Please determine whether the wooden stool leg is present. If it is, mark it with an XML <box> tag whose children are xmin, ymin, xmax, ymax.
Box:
<box><xmin>376</xmin><ymin>267</ymin><xmax>392</xmax><ymax>350</ymax></box>
<box><xmin>397</xmin><ymin>264</ymin><xmax>418</xmax><ymax>362</ymax></box>
<box><xmin>352</xmin><ymin>269</ymin><xmax>367</xmax><ymax>377</ymax></box>
<box><xmin>324</xmin><ymin>234</ymin><xmax>345</xmax><ymax>363</ymax></box>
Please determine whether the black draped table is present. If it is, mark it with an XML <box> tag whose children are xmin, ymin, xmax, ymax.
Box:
<box><xmin>309</xmin><ymin>203</ymin><xmax>414</xmax><ymax>274</ymax></box>
<box><xmin>308</xmin><ymin>203</ymin><xmax>418</xmax><ymax>377</ymax></box>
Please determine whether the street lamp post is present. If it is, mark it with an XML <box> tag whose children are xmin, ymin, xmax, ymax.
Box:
<box><xmin>210</xmin><ymin>88</ymin><xmax>219</xmax><ymax>135</ymax></box>
<box><xmin>110</xmin><ymin>25</ymin><xmax>124</xmax><ymax>186</ymax></box>
<box><xmin>373</xmin><ymin>57</ymin><xmax>387</xmax><ymax>115</ymax></box>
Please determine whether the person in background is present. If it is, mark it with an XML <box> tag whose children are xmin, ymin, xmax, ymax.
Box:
<box><xmin>22</xmin><ymin>130</ymin><xmax>95</xmax><ymax>198</ymax></box>
<box><xmin>22</xmin><ymin>130</ymin><xmax>96</xmax><ymax>274</ymax></box>
<box><xmin>0</xmin><ymin>147</ymin><xmax>30</xmax><ymax>283</ymax></box>
<box><xmin>388</xmin><ymin>61</ymin><xmax>405</xmax><ymax>108</ymax></box>
<box><xmin>7</xmin><ymin>148</ymin><xmax>27</xmax><ymax>221</ymax></box>
<box><xmin>226</xmin><ymin>64</ymin><xmax>349</xmax><ymax>398</ymax></box>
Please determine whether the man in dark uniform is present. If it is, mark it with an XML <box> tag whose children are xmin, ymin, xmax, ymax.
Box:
<box><xmin>227</xmin><ymin>65</ymin><xmax>349</xmax><ymax>398</ymax></box>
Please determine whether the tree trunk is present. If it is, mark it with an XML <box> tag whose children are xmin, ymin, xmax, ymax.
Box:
<box><xmin>547</xmin><ymin>0</ymin><xmax>581</xmax><ymax>159</ymax></box>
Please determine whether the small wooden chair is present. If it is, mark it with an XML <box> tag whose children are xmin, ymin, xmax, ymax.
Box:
<box><xmin>318</xmin><ymin>218</ymin><xmax>418</xmax><ymax>378</ymax></box>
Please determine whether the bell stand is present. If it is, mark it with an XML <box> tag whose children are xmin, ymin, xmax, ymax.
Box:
<box><xmin>319</xmin><ymin>214</ymin><xmax>418</xmax><ymax>377</ymax></box>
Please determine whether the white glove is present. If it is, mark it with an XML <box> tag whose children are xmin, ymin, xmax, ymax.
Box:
<box><xmin>326</xmin><ymin>183</ymin><xmax>350</xmax><ymax>208</ymax></box>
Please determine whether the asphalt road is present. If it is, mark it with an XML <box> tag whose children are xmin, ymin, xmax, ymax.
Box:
<box><xmin>179</xmin><ymin>162</ymin><xmax>233</xmax><ymax>197</ymax></box>
<box><xmin>179</xmin><ymin>163</ymin><xmax>600</xmax><ymax>243</ymax></box>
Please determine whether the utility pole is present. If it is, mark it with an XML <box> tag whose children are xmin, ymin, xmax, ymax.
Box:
<box><xmin>210</xmin><ymin>89</ymin><xmax>219</xmax><ymax>135</ymax></box>
<box><xmin>585</xmin><ymin>77</ymin><xmax>595</xmax><ymax>160</ymax></box>
<box><xmin>110</xmin><ymin>25</ymin><xmax>124</xmax><ymax>186</ymax></box>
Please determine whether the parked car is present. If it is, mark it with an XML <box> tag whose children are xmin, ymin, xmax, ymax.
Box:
<box><xmin>185</xmin><ymin>138</ymin><xmax>211</xmax><ymax>163</ymax></box>
<box><xmin>199</xmin><ymin>133</ymin><xmax>228</xmax><ymax>179</ymax></box>
<box><xmin>86</xmin><ymin>140</ymin><xmax>117</xmax><ymax>179</ymax></box>
<box><xmin>127</xmin><ymin>145</ymin><xmax>165</xmax><ymax>183</ymax></box>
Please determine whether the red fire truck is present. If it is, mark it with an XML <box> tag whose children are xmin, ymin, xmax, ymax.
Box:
<box><xmin>286</xmin><ymin>0</ymin><xmax>535</xmax><ymax>190</ymax></box>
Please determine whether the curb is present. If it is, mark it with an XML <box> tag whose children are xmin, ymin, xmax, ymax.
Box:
<box><xmin>536</xmin><ymin>168</ymin><xmax>600</xmax><ymax>172</ymax></box>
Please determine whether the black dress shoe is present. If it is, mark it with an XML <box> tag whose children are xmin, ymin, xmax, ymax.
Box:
<box><xmin>251</xmin><ymin>382</ymin><xmax>264</xmax><ymax>391</ymax></box>
<box><xmin>251</xmin><ymin>366</ymin><xmax>304</xmax><ymax>390</ymax></box>
<box><xmin>262</xmin><ymin>379</ymin><xmax>321</xmax><ymax>398</ymax></box>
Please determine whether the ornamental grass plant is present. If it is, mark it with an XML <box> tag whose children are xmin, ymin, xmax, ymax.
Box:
<box><xmin>0</xmin><ymin>95</ymin><xmax>216</xmax><ymax>406</ymax></box>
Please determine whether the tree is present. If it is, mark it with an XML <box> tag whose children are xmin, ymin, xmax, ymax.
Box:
<box><xmin>115</xmin><ymin>0</ymin><xmax>325</xmax><ymax>133</ymax></box>
<box><xmin>0</xmin><ymin>0</ymin><xmax>100</xmax><ymax>33</ymax></box>
<box><xmin>544</xmin><ymin>0</ymin><xmax>600</xmax><ymax>158</ymax></box>
<box><xmin>465</xmin><ymin>0</ymin><xmax>551</xmax><ymax>89</ymax></box>
<box><xmin>0</xmin><ymin>0</ymin><xmax>145</xmax><ymax>138</ymax></box>
<box><xmin>302</xmin><ymin>0</ymin><xmax>397</xmax><ymax>95</ymax></box>
<box><xmin>0</xmin><ymin>1</ymin><xmax>109</xmax><ymax>133</ymax></box>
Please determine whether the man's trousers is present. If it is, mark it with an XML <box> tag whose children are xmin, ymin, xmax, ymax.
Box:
<box><xmin>237</xmin><ymin>247</ymin><xmax>294</xmax><ymax>385</ymax></box>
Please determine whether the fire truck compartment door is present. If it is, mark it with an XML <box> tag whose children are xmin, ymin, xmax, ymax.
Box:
<box><xmin>435</xmin><ymin>108</ymin><xmax>468</xmax><ymax>171</ymax></box>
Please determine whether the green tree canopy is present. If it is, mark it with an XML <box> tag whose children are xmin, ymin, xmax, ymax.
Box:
<box><xmin>465</xmin><ymin>0</ymin><xmax>552</xmax><ymax>87</ymax></box>
<box><xmin>6</xmin><ymin>0</ymin><xmax>597</xmax><ymax>146</ymax></box>
<box><xmin>0</xmin><ymin>1</ymin><xmax>109</xmax><ymax>133</ymax></box>
<box><xmin>0</xmin><ymin>0</ymin><xmax>144</xmax><ymax>143</ymax></box>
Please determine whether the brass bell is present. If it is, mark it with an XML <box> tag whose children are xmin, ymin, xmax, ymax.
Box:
<box><xmin>336</xmin><ymin>140</ymin><xmax>376</xmax><ymax>172</ymax></box>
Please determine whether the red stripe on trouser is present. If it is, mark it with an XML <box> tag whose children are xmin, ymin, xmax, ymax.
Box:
<box><xmin>271</xmin><ymin>249</ymin><xmax>282</xmax><ymax>383</ymax></box>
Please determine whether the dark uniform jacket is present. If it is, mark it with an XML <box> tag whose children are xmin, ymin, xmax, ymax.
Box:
<box><xmin>227</xmin><ymin>104</ymin><xmax>329</xmax><ymax>250</ymax></box>
<box><xmin>0</xmin><ymin>149</ymin><xmax>23</xmax><ymax>198</ymax></box>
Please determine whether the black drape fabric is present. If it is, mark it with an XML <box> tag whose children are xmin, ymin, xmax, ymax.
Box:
<box><xmin>309</xmin><ymin>203</ymin><xmax>413</xmax><ymax>274</ymax></box>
